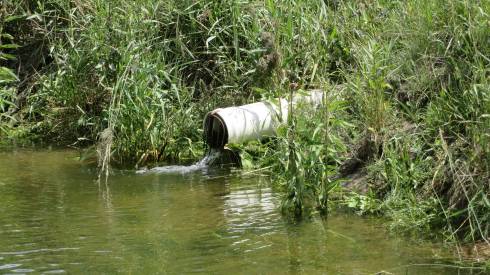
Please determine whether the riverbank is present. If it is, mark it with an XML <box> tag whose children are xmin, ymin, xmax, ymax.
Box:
<box><xmin>1</xmin><ymin>0</ymin><xmax>489</xmax><ymax>252</ymax></box>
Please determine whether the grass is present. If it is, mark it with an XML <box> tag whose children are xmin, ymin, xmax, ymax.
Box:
<box><xmin>1</xmin><ymin>0</ymin><xmax>489</xmax><ymax>253</ymax></box>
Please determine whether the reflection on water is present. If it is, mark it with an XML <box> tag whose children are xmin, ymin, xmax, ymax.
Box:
<box><xmin>0</xmin><ymin>149</ymin><xmax>479</xmax><ymax>274</ymax></box>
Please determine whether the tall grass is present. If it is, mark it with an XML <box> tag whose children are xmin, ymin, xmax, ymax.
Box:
<box><xmin>2</xmin><ymin>0</ymin><xmax>267</xmax><ymax>161</ymax></box>
<box><xmin>0</xmin><ymin>10</ymin><xmax>20</xmax><ymax>135</ymax></box>
<box><xmin>336</xmin><ymin>0</ymin><xmax>490</xmax><ymax>243</ymax></box>
<box><xmin>1</xmin><ymin>0</ymin><xmax>489</xmax><ymax>246</ymax></box>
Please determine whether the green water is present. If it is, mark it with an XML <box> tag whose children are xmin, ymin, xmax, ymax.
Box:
<box><xmin>0</xmin><ymin>149</ymin><xmax>470</xmax><ymax>274</ymax></box>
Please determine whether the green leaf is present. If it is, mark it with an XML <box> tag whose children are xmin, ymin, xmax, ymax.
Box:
<box><xmin>4</xmin><ymin>15</ymin><xmax>25</xmax><ymax>23</ymax></box>
<box><xmin>26</xmin><ymin>13</ymin><xmax>43</xmax><ymax>21</ymax></box>
<box><xmin>0</xmin><ymin>67</ymin><xmax>19</xmax><ymax>83</ymax></box>
<box><xmin>0</xmin><ymin>44</ymin><xmax>20</xmax><ymax>49</ymax></box>
<box><xmin>482</xmin><ymin>192</ymin><xmax>490</xmax><ymax>207</ymax></box>
<box><xmin>205</xmin><ymin>35</ymin><xmax>216</xmax><ymax>48</ymax></box>
<box><xmin>1</xmin><ymin>33</ymin><xmax>14</xmax><ymax>40</ymax></box>
<box><xmin>0</xmin><ymin>113</ymin><xmax>17</xmax><ymax>121</ymax></box>
<box><xmin>0</xmin><ymin>53</ymin><xmax>16</xmax><ymax>60</ymax></box>
<box><xmin>312</xmin><ymin>124</ymin><xmax>324</xmax><ymax>139</ymax></box>
<box><xmin>0</xmin><ymin>98</ymin><xmax>16</xmax><ymax>107</ymax></box>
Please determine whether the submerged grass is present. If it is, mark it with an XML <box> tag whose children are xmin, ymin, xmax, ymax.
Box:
<box><xmin>1</xmin><ymin>0</ymin><xmax>489</xmax><ymax>254</ymax></box>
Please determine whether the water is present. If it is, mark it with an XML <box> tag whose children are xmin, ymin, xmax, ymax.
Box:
<box><xmin>136</xmin><ymin>147</ymin><xmax>242</xmax><ymax>175</ymax></box>
<box><xmin>136</xmin><ymin>149</ymin><xmax>223</xmax><ymax>174</ymax></box>
<box><xmin>0</xmin><ymin>149</ymin><xmax>475</xmax><ymax>274</ymax></box>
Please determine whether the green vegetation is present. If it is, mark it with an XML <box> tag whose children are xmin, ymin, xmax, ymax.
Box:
<box><xmin>1</xmin><ymin>0</ymin><xmax>489</xmax><ymax>257</ymax></box>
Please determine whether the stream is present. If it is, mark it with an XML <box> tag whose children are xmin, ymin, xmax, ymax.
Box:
<box><xmin>0</xmin><ymin>149</ymin><xmax>473</xmax><ymax>274</ymax></box>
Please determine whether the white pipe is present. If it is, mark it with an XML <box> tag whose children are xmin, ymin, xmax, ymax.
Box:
<box><xmin>204</xmin><ymin>90</ymin><xmax>323</xmax><ymax>148</ymax></box>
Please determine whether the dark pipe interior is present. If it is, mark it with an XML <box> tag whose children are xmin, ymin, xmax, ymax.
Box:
<box><xmin>203</xmin><ymin>112</ymin><xmax>228</xmax><ymax>149</ymax></box>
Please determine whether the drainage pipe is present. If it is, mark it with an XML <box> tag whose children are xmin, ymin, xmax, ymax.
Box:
<box><xmin>203</xmin><ymin>90</ymin><xmax>323</xmax><ymax>148</ymax></box>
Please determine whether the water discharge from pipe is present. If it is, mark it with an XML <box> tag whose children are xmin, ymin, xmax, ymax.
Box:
<box><xmin>136</xmin><ymin>148</ymin><xmax>227</xmax><ymax>174</ymax></box>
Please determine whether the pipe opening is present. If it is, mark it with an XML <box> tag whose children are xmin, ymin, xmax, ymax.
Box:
<box><xmin>203</xmin><ymin>111</ymin><xmax>228</xmax><ymax>149</ymax></box>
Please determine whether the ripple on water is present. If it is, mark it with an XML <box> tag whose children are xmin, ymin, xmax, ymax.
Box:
<box><xmin>0</xmin><ymin>264</ymin><xmax>22</xmax><ymax>270</ymax></box>
<box><xmin>42</xmin><ymin>269</ymin><xmax>66</xmax><ymax>274</ymax></box>
<box><xmin>0</xmin><ymin>248</ymin><xmax>80</xmax><ymax>256</ymax></box>
<box><xmin>223</xmin><ymin>187</ymin><xmax>281</xmax><ymax>234</ymax></box>
<box><xmin>218</xmin><ymin>186</ymin><xmax>284</xmax><ymax>256</ymax></box>
<box><xmin>12</xmin><ymin>268</ymin><xmax>35</xmax><ymax>273</ymax></box>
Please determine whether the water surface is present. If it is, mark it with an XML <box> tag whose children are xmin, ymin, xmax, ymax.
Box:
<box><xmin>0</xmin><ymin>149</ymin><xmax>473</xmax><ymax>274</ymax></box>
